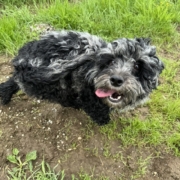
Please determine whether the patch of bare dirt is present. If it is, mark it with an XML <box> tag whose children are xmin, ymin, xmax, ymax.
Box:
<box><xmin>0</xmin><ymin>60</ymin><xmax>180</xmax><ymax>179</ymax></box>
<box><xmin>158</xmin><ymin>48</ymin><xmax>180</xmax><ymax>62</ymax></box>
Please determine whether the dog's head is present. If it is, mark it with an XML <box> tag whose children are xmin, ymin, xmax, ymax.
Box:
<box><xmin>86</xmin><ymin>38</ymin><xmax>164</xmax><ymax>110</ymax></box>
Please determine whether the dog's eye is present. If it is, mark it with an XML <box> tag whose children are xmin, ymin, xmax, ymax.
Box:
<box><xmin>134</xmin><ymin>63</ymin><xmax>139</xmax><ymax>70</ymax></box>
<box><xmin>109</xmin><ymin>60</ymin><xmax>115</xmax><ymax>66</ymax></box>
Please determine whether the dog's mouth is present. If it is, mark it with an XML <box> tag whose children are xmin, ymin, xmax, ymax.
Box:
<box><xmin>95</xmin><ymin>89</ymin><xmax>122</xmax><ymax>103</ymax></box>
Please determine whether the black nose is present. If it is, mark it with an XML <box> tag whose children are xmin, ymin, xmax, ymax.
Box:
<box><xmin>110</xmin><ymin>75</ymin><xmax>124</xmax><ymax>87</ymax></box>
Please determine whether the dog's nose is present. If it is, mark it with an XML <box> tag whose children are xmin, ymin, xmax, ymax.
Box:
<box><xmin>110</xmin><ymin>75</ymin><xmax>124</xmax><ymax>87</ymax></box>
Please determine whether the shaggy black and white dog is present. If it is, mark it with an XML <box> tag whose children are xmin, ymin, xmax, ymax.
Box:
<box><xmin>0</xmin><ymin>30</ymin><xmax>164</xmax><ymax>125</ymax></box>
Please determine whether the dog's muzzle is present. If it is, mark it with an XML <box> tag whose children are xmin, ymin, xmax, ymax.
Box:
<box><xmin>95</xmin><ymin>89</ymin><xmax>123</xmax><ymax>103</ymax></box>
<box><xmin>95</xmin><ymin>75</ymin><xmax>124</xmax><ymax>103</ymax></box>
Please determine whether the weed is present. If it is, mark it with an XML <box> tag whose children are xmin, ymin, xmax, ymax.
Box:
<box><xmin>7</xmin><ymin>148</ymin><xmax>37</xmax><ymax>179</ymax></box>
<box><xmin>7</xmin><ymin>148</ymin><xmax>64</xmax><ymax>180</ymax></box>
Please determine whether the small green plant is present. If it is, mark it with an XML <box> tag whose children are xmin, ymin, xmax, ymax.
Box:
<box><xmin>7</xmin><ymin>148</ymin><xmax>37</xmax><ymax>179</ymax></box>
<box><xmin>6</xmin><ymin>148</ymin><xmax>64</xmax><ymax>180</ymax></box>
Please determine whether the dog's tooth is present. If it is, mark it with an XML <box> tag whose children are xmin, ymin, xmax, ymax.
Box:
<box><xmin>117</xmin><ymin>96</ymin><xmax>121</xmax><ymax>100</ymax></box>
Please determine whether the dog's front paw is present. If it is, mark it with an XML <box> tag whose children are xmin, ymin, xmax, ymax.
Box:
<box><xmin>83</xmin><ymin>106</ymin><xmax>111</xmax><ymax>126</ymax></box>
<box><xmin>94</xmin><ymin>117</ymin><xmax>110</xmax><ymax>126</ymax></box>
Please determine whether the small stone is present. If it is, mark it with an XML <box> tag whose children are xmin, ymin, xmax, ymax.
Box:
<box><xmin>153</xmin><ymin>172</ymin><xmax>158</xmax><ymax>176</ymax></box>
<box><xmin>47</xmin><ymin>120</ymin><xmax>52</xmax><ymax>124</ymax></box>
<box><xmin>78</xmin><ymin>137</ymin><xmax>82</xmax><ymax>140</ymax></box>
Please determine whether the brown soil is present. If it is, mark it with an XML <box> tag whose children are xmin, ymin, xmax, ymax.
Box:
<box><xmin>0</xmin><ymin>58</ymin><xmax>180</xmax><ymax>180</ymax></box>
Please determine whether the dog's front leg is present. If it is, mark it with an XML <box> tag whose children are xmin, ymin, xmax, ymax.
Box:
<box><xmin>82</xmin><ymin>103</ymin><xmax>110</xmax><ymax>125</ymax></box>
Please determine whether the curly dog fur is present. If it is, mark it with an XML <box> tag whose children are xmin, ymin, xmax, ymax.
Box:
<box><xmin>0</xmin><ymin>30</ymin><xmax>164</xmax><ymax>125</ymax></box>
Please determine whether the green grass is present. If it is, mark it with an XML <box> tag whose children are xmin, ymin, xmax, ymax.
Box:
<box><xmin>1</xmin><ymin>0</ymin><xmax>180</xmax><ymax>179</ymax></box>
<box><xmin>0</xmin><ymin>0</ymin><xmax>180</xmax><ymax>55</ymax></box>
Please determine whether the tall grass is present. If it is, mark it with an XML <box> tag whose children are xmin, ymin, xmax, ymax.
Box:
<box><xmin>0</xmin><ymin>0</ymin><xmax>180</xmax><ymax>55</ymax></box>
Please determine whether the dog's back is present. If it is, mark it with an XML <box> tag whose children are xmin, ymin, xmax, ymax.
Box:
<box><xmin>0</xmin><ymin>30</ymin><xmax>107</xmax><ymax>105</ymax></box>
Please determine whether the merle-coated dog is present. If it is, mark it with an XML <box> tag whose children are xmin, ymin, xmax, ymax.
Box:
<box><xmin>0</xmin><ymin>30</ymin><xmax>164</xmax><ymax>125</ymax></box>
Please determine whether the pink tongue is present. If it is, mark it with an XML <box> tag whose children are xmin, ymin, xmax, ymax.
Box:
<box><xmin>95</xmin><ymin>89</ymin><xmax>115</xmax><ymax>98</ymax></box>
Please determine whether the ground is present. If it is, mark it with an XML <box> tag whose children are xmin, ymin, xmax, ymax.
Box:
<box><xmin>0</xmin><ymin>57</ymin><xmax>180</xmax><ymax>180</ymax></box>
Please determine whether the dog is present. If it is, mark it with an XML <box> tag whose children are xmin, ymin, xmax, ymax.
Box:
<box><xmin>0</xmin><ymin>30</ymin><xmax>164</xmax><ymax>125</ymax></box>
